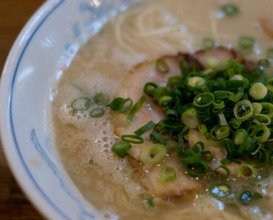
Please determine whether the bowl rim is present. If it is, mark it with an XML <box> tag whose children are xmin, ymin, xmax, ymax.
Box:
<box><xmin>0</xmin><ymin>0</ymin><xmax>70</xmax><ymax>219</ymax></box>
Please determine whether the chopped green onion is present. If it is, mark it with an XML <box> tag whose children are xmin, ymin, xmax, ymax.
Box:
<box><xmin>127</xmin><ymin>96</ymin><xmax>145</xmax><ymax>124</ymax></box>
<box><xmin>233</xmin><ymin>100</ymin><xmax>253</xmax><ymax>121</ymax></box>
<box><xmin>188</xmin><ymin>76</ymin><xmax>206</xmax><ymax>89</ymax></box>
<box><xmin>150</xmin><ymin>130</ymin><xmax>166</xmax><ymax>144</ymax></box>
<box><xmin>111</xmin><ymin>140</ymin><xmax>132</xmax><ymax>157</ymax></box>
<box><xmin>165</xmin><ymin>109</ymin><xmax>178</xmax><ymax>118</ymax></box>
<box><xmin>249</xmin><ymin>83</ymin><xmax>267</xmax><ymax>100</ymax></box>
<box><xmin>252</xmin><ymin>102</ymin><xmax>262</xmax><ymax>114</ymax></box>
<box><xmin>144</xmin><ymin>82</ymin><xmax>158</xmax><ymax>97</ymax></box>
<box><xmin>94</xmin><ymin>93</ymin><xmax>110</xmax><ymax>105</ymax></box>
<box><xmin>258</xmin><ymin>59</ymin><xmax>270</xmax><ymax>68</ymax></box>
<box><xmin>255</xmin><ymin>124</ymin><xmax>270</xmax><ymax>143</ymax></box>
<box><xmin>238</xmin><ymin>36</ymin><xmax>255</xmax><ymax>50</ymax></box>
<box><xmin>202</xmin><ymin>151</ymin><xmax>213</xmax><ymax>162</ymax></box>
<box><xmin>218</xmin><ymin>113</ymin><xmax>228</xmax><ymax>126</ymax></box>
<box><xmin>156</xmin><ymin>58</ymin><xmax>169</xmax><ymax>74</ymax></box>
<box><xmin>193</xmin><ymin>92</ymin><xmax>215</xmax><ymax>108</ymax></box>
<box><xmin>187</xmin><ymin>161</ymin><xmax>209</xmax><ymax>177</ymax></box>
<box><xmin>180</xmin><ymin>149</ymin><xmax>202</xmax><ymax>165</ymax></box>
<box><xmin>140</xmin><ymin>144</ymin><xmax>167</xmax><ymax>164</ymax></box>
<box><xmin>230</xmin><ymin>74</ymin><xmax>243</xmax><ymax>81</ymax></box>
<box><xmin>71</xmin><ymin>97</ymin><xmax>91</xmax><ymax>111</ymax></box>
<box><xmin>214</xmin><ymin>166</ymin><xmax>230</xmax><ymax>179</ymax></box>
<box><xmin>254</xmin><ymin>114</ymin><xmax>271</xmax><ymax>125</ymax></box>
<box><xmin>266</xmin><ymin>48</ymin><xmax>273</xmax><ymax>59</ymax></box>
<box><xmin>199</xmin><ymin>124</ymin><xmax>210</xmax><ymax>138</ymax></box>
<box><xmin>240</xmin><ymin>191</ymin><xmax>252</xmax><ymax>206</ymax></box>
<box><xmin>233</xmin><ymin>129</ymin><xmax>247</xmax><ymax>145</ymax></box>
<box><xmin>229</xmin><ymin>118</ymin><xmax>242</xmax><ymax>130</ymax></box>
<box><xmin>266</xmin><ymin>78</ymin><xmax>273</xmax><ymax>93</ymax></box>
<box><xmin>181</xmin><ymin>108</ymin><xmax>199</xmax><ymax>129</ymax></box>
<box><xmin>159</xmin><ymin>166</ymin><xmax>176</xmax><ymax>182</ymax></box>
<box><xmin>202</xmin><ymin>38</ymin><xmax>215</xmax><ymax>48</ymax></box>
<box><xmin>208</xmin><ymin>182</ymin><xmax>232</xmax><ymax>200</ymax></box>
<box><xmin>161</xmin><ymin>119</ymin><xmax>183</xmax><ymax>132</ymax></box>
<box><xmin>210</xmin><ymin>125</ymin><xmax>230</xmax><ymax>140</ymax></box>
<box><xmin>261</xmin><ymin>102</ymin><xmax>273</xmax><ymax>118</ymax></box>
<box><xmin>221</xmin><ymin>4</ymin><xmax>239</xmax><ymax>16</ymax></box>
<box><xmin>90</xmin><ymin>108</ymin><xmax>105</xmax><ymax>118</ymax></box>
<box><xmin>238</xmin><ymin>164</ymin><xmax>257</xmax><ymax>179</ymax></box>
<box><xmin>110</xmin><ymin>97</ymin><xmax>133</xmax><ymax>112</ymax></box>
<box><xmin>89</xmin><ymin>159</ymin><xmax>94</xmax><ymax>166</ymax></box>
<box><xmin>134</xmin><ymin>121</ymin><xmax>155</xmax><ymax>136</ymax></box>
<box><xmin>146</xmin><ymin>197</ymin><xmax>154</xmax><ymax>208</ymax></box>
<box><xmin>213</xmin><ymin>101</ymin><xmax>225</xmax><ymax>111</ymax></box>
<box><xmin>121</xmin><ymin>135</ymin><xmax>144</xmax><ymax>144</ymax></box>
<box><xmin>159</xmin><ymin>95</ymin><xmax>172</xmax><ymax>107</ymax></box>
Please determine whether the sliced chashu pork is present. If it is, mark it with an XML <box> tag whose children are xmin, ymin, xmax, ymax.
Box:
<box><xmin>111</xmin><ymin>47</ymin><xmax>238</xmax><ymax>199</ymax></box>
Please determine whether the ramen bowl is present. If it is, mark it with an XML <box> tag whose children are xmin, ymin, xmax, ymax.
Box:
<box><xmin>0</xmin><ymin>0</ymin><xmax>137</xmax><ymax>219</ymax></box>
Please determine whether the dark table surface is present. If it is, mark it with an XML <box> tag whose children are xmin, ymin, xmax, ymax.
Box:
<box><xmin>0</xmin><ymin>0</ymin><xmax>45</xmax><ymax>219</ymax></box>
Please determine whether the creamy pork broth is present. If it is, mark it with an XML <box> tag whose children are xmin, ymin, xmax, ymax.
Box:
<box><xmin>52</xmin><ymin>0</ymin><xmax>273</xmax><ymax>219</ymax></box>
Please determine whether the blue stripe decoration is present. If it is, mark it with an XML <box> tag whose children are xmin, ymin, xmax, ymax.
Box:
<box><xmin>8</xmin><ymin>0</ymin><xmax>95</xmax><ymax>219</ymax></box>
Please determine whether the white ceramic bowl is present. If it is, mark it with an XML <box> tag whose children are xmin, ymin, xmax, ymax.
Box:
<box><xmin>0</xmin><ymin>0</ymin><xmax>138</xmax><ymax>219</ymax></box>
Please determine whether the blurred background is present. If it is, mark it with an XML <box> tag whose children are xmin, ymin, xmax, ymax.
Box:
<box><xmin>0</xmin><ymin>0</ymin><xmax>44</xmax><ymax>219</ymax></box>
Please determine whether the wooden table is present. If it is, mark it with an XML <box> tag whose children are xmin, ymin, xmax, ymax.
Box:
<box><xmin>0</xmin><ymin>1</ymin><xmax>45</xmax><ymax>219</ymax></box>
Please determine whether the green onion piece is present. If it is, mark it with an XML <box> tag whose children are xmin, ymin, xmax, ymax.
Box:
<box><xmin>127</xmin><ymin>96</ymin><xmax>145</xmax><ymax>124</ymax></box>
<box><xmin>187</xmin><ymin>161</ymin><xmax>209</xmax><ymax>177</ymax></box>
<box><xmin>140</xmin><ymin>144</ymin><xmax>167</xmax><ymax>165</ymax></box>
<box><xmin>238</xmin><ymin>36</ymin><xmax>255</xmax><ymax>50</ymax></box>
<box><xmin>159</xmin><ymin>96</ymin><xmax>172</xmax><ymax>107</ymax></box>
<box><xmin>218</xmin><ymin>113</ymin><xmax>228</xmax><ymax>126</ymax></box>
<box><xmin>261</xmin><ymin>102</ymin><xmax>273</xmax><ymax>118</ymax></box>
<box><xmin>156</xmin><ymin>58</ymin><xmax>169</xmax><ymax>74</ymax></box>
<box><xmin>94</xmin><ymin>93</ymin><xmax>110</xmax><ymax>105</ymax></box>
<box><xmin>233</xmin><ymin>129</ymin><xmax>247</xmax><ymax>145</ymax></box>
<box><xmin>266</xmin><ymin>78</ymin><xmax>273</xmax><ymax>93</ymax></box>
<box><xmin>249</xmin><ymin>83</ymin><xmax>268</xmax><ymax>100</ymax></box>
<box><xmin>90</xmin><ymin>108</ymin><xmax>105</xmax><ymax>118</ymax></box>
<box><xmin>214</xmin><ymin>166</ymin><xmax>231</xmax><ymax>180</ymax></box>
<box><xmin>258</xmin><ymin>59</ymin><xmax>270</xmax><ymax>68</ymax></box>
<box><xmin>213</xmin><ymin>101</ymin><xmax>225</xmax><ymax>110</ymax></box>
<box><xmin>194</xmin><ymin>141</ymin><xmax>205</xmax><ymax>152</ymax></box>
<box><xmin>233</xmin><ymin>100</ymin><xmax>253</xmax><ymax>121</ymax></box>
<box><xmin>110</xmin><ymin>97</ymin><xmax>133</xmax><ymax>112</ymax></box>
<box><xmin>180</xmin><ymin>149</ymin><xmax>202</xmax><ymax>165</ymax></box>
<box><xmin>166</xmin><ymin>139</ymin><xmax>178</xmax><ymax>150</ymax></box>
<box><xmin>229</xmin><ymin>118</ymin><xmax>242</xmax><ymax>130</ymax></box>
<box><xmin>144</xmin><ymin>82</ymin><xmax>158</xmax><ymax>97</ymax></box>
<box><xmin>202</xmin><ymin>38</ymin><xmax>215</xmax><ymax>48</ymax></box>
<box><xmin>153</xmin><ymin>86</ymin><xmax>168</xmax><ymax>101</ymax></box>
<box><xmin>89</xmin><ymin>159</ymin><xmax>94</xmax><ymax>166</ymax></box>
<box><xmin>134</xmin><ymin>121</ymin><xmax>155</xmax><ymax>136</ymax></box>
<box><xmin>121</xmin><ymin>135</ymin><xmax>144</xmax><ymax>144</ymax></box>
<box><xmin>161</xmin><ymin>119</ymin><xmax>183</xmax><ymax>132</ymax></box>
<box><xmin>221</xmin><ymin>4</ymin><xmax>239</xmax><ymax>16</ymax></box>
<box><xmin>146</xmin><ymin>197</ymin><xmax>154</xmax><ymax>208</ymax></box>
<box><xmin>266</xmin><ymin>48</ymin><xmax>273</xmax><ymax>59</ymax></box>
<box><xmin>193</xmin><ymin>92</ymin><xmax>215</xmax><ymax>108</ymax></box>
<box><xmin>111</xmin><ymin>140</ymin><xmax>132</xmax><ymax>157</ymax></box>
<box><xmin>159</xmin><ymin>166</ymin><xmax>176</xmax><ymax>182</ymax></box>
<box><xmin>254</xmin><ymin>114</ymin><xmax>271</xmax><ymax>125</ymax></box>
<box><xmin>240</xmin><ymin>191</ymin><xmax>252</xmax><ymax>206</ymax></box>
<box><xmin>252</xmin><ymin>102</ymin><xmax>262</xmax><ymax>114</ymax></box>
<box><xmin>238</xmin><ymin>164</ymin><xmax>257</xmax><ymax>179</ymax></box>
<box><xmin>255</xmin><ymin>124</ymin><xmax>270</xmax><ymax>143</ymax></box>
<box><xmin>199</xmin><ymin>124</ymin><xmax>210</xmax><ymax>138</ymax></box>
<box><xmin>210</xmin><ymin>125</ymin><xmax>230</xmax><ymax>140</ymax></box>
<box><xmin>165</xmin><ymin>109</ymin><xmax>178</xmax><ymax>118</ymax></box>
<box><xmin>71</xmin><ymin>97</ymin><xmax>91</xmax><ymax>111</ymax></box>
<box><xmin>239</xmin><ymin>191</ymin><xmax>262</xmax><ymax>205</ymax></box>
<box><xmin>187</xmin><ymin>76</ymin><xmax>206</xmax><ymax>89</ymax></box>
<box><xmin>208</xmin><ymin>182</ymin><xmax>232</xmax><ymax>200</ymax></box>
<box><xmin>230</xmin><ymin>74</ymin><xmax>243</xmax><ymax>81</ymax></box>
<box><xmin>202</xmin><ymin>151</ymin><xmax>213</xmax><ymax>162</ymax></box>
<box><xmin>150</xmin><ymin>130</ymin><xmax>166</xmax><ymax>144</ymax></box>
<box><xmin>181</xmin><ymin>108</ymin><xmax>199</xmax><ymax>129</ymax></box>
